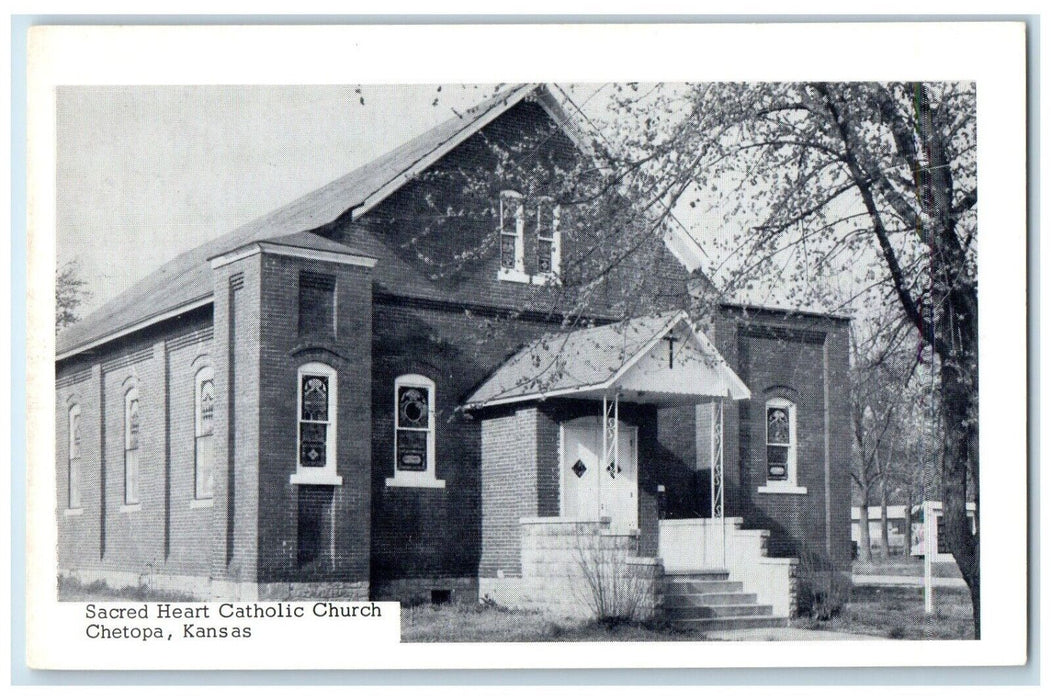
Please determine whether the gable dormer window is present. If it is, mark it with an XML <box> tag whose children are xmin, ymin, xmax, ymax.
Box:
<box><xmin>533</xmin><ymin>197</ymin><xmax>561</xmax><ymax>282</ymax></box>
<box><xmin>497</xmin><ymin>191</ymin><xmax>562</xmax><ymax>285</ymax></box>
<box><xmin>498</xmin><ymin>190</ymin><xmax>528</xmax><ymax>282</ymax></box>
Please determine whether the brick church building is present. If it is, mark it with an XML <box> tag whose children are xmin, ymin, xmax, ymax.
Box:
<box><xmin>55</xmin><ymin>84</ymin><xmax>851</xmax><ymax>622</ymax></box>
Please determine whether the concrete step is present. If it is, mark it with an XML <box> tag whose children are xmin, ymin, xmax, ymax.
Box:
<box><xmin>664</xmin><ymin>580</ymin><xmax>744</xmax><ymax>594</ymax></box>
<box><xmin>664</xmin><ymin>592</ymin><xmax>758</xmax><ymax>607</ymax></box>
<box><xmin>665</xmin><ymin>603</ymin><xmax>773</xmax><ymax>620</ymax></box>
<box><xmin>673</xmin><ymin>615</ymin><xmax>789</xmax><ymax>632</ymax></box>
<box><xmin>663</xmin><ymin>570</ymin><xmax>730</xmax><ymax>582</ymax></box>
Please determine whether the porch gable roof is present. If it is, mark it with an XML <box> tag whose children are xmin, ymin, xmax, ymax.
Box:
<box><xmin>463</xmin><ymin>310</ymin><xmax>750</xmax><ymax>409</ymax></box>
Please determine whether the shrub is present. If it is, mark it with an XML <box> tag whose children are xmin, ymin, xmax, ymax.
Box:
<box><xmin>795</xmin><ymin>549</ymin><xmax>850</xmax><ymax>621</ymax></box>
<box><xmin>571</xmin><ymin>524</ymin><xmax>654</xmax><ymax>624</ymax></box>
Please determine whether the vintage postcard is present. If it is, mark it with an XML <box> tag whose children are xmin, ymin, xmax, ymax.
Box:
<box><xmin>23</xmin><ymin>22</ymin><xmax>1028</xmax><ymax>672</ymax></box>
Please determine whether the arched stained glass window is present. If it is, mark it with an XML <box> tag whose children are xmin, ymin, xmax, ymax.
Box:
<box><xmin>194</xmin><ymin>366</ymin><xmax>215</xmax><ymax>499</ymax></box>
<box><xmin>765</xmin><ymin>398</ymin><xmax>796</xmax><ymax>484</ymax></box>
<box><xmin>68</xmin><ymin>404</ymin><xmax>82</xmax><ymax>509</ymax></box>
<box><xmin>124</xmin><ymin>386</ymin><xmax>140</xmax><ymax>505</ymax></box>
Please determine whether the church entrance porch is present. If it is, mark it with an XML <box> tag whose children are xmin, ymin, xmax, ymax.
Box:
<box><xmin>468</xmin><ymin>310</ymin><xmax>761</xmax><ymax>619</ymax></box>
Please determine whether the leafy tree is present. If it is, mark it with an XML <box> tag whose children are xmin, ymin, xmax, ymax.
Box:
<box><xmin>418</xmin><ymin>83</ymin><xmax>978</xmax><ymax>633</ymax></box>
<box><xmin>593</xmin><ymin>82</ymin><xmax>979</xmax><ymax>635</ymax></box>
<box><xmin>56</xmin><ymin>259</ymin><xmax>91</xmax><ymax>332</ymax></box>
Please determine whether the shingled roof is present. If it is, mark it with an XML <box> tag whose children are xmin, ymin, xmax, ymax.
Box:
<box><xmin>57</xmin><ymin>83</ymin><xmax>548</xmax><ymax>359</ymax></box>
<box><xmin>463</xmin><ymin>310</ymin><xmax>750</xmax><ymax>409</ymax></box>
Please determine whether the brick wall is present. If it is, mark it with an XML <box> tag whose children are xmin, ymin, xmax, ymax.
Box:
<box><xmin>477</xmin><ymin>400</ymin><xmax>663</xmax><ymax>579</ymax></box>
<box><xmin>344</xmin><ymin>99</ymin><xmax>690</xmax><ymax>324</ymax></box>
<box><xmin>56</xmin><ymin>364</ymin><xmax>101</xmax><ymax>569</ymax></box>
<box><xmin>56</xmin><ymin>310</ymin><xmax>217</xmax><ymax>584</ymax></box>
<box><xmin>478</xmin><ymin>407</ymin><xmax>540</xmax><ymax>578</ymax></box>
<box><xmin>711</xmin><ymin>306</ymin><xmax>852</xmax><ymax>570</ymax></box>
<box><xmin>163</xmin><ymin>327</ymin><xmax>215</xmax><ymax>577</ymax></box>
<box><xmin>210</xmin><ymin>260</ymin><xmax>261</xmax><ymax>586</ymax></box>
<box><xmin>369</xmin><ymin>302</ymin><xmax>561</xmax><ymax>587</ymax></box>
<box><xmin>253</xmin><ymin>252</ymin><xmax>373</xmax><ymax>590</ymax></box>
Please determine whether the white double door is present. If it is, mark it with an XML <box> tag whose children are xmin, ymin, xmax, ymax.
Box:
<box><xmin>561</xmin><ymin>416</ymin><xmax>638</xmax><ymax>532</ymax></box>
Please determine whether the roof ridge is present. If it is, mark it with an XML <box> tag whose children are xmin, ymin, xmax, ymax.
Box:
<box><xmin>57</xmin><ymin>84</ymin><xmax>546</xmax><ymax>358</ymax></box>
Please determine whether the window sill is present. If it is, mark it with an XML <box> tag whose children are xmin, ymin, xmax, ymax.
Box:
<box><xmin>385</xmin><ymin>473</ymin><xmax>445</xmax><ymax>489</ymax></box>
<box><xmin>758</xmin><ymin>484</ymin><xmax>808</xmax><ymax>495</ymax></box>
<box><xmin>63</xmin><ymin>507</ymin><xmax>84</xmax><ymax>517</ymax></box>
<box><xmin>530</xmin><ymin>272</ymin><xmax>562</xmax><ymax>286</ymax></box>
<box><xmin>498</xmin><ymin>268</ymin><xmax>531</xmax><ymax>284</ymax></box>
<box><xmin>190</xmin><ymin>498</ymin><xmax>214</xmax><ymax>509</ymax></box>
<box><xmin>120</xmin><ymin>503</ymin><xmax>142</xmax><ymax>513</ymax></box>
<box><xmin>290</xmin><ymin>470</ymin><xmax>343</xmax><ymax>486</ymax></box>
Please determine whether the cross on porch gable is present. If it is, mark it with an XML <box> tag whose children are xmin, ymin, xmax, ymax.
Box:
<box><xmin>664</xmin><ymin>333</ymin><xmax>681</xmax><ymax>369</ymax></box>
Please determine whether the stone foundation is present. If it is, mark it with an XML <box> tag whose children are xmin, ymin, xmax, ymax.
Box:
<box><xmin>371</xmin><ymin>577</ymin><xmax>478</xmax><ymax>605</ymax></box>
<box><xmin>60</xmin><ymin>568</ymin><xmax>369</xmax><ymax>601</ymax></box>
<box><xmin>480</xmin><ymin>517</ymin><xmax>662</xmax><ymax>620</ymax></box>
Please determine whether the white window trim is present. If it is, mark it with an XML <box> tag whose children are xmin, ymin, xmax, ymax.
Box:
<box><xmin>387</xmin><ymin>374</ymin><xmax>444</xmax><ymax>489</ymax></box>
<box><xmin>498</xmin><ymin>190</ymin><xmax>527</xmax><ymax>281</ymax></box>
<box><xmin>758</xmin><ymin>397</ymin><xmax>807</xmax><ymax>495</ymax></box>
<box><xmin>531</xmin><ymin>198</ymin><xmax>562</xmax><ymax>285</ymax></box>
<box><xmin>291</xmin><ymin>362</ymin><xmax>343</xmax><ymax>486</ymax></box>
<box><xmin>193</xmin><ymin>366</ymin><xmax>216</xmax><ymax>501</ymax></box>
<box><xmin>123</xmin><ymin>387</ymin><xmax>140</xmax><ymax>506</ymax></box>
<box><xmin>68</xmin><ymin>403</ymin><xmax>82</xmax><ymax>510</ymax></box>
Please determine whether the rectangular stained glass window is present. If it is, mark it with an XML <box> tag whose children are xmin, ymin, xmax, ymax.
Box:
<box><xmin>299</xmin><ymin>374</ymin><xmax>331</xmax><ymax>468</ymax></box>
<box><xmin>396</xmin><ymin>383</ymin><xmax>431</xmax><ymax>472</ymax></box>
<box><xmin>499</xmin><ymin>192</ymin><xmax>523</xmax><ymax>272</ymax></box>
<box><xmin>301</xmin><ymin>376</ymin><xmax>329</xmax><ymax>421</ymax></box>
<box><xmin>536</xmin><ymin>199</ymin><xmax>558</xmax><ymax>276</ymax></box>
<box><xmin>500</xmin><ymin>234</ymin><xmax>518</xmax><ymax>269</ymax></box>
<box><xmin>537</xmin><ymin>239</ymin><xmax>553</xmax><ymax>273</ymax></box>
<box><xmin>766</xmin><ymin>405</ymin><xmax>791</xmax><ymax>482</ymax></box>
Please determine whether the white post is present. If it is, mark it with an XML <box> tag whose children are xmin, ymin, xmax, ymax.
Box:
<box><xmin>710</xmin><ymin>399</ymin><xmax>725</xmax><ymax>567</ymax></box>
<box><xmin>601</xmin><ymin>394</ymin><xmax>619</xmax><ymax>518</ymax></box>
<box><xmin>923</xmin><ymin>499</ymin><xmax>934</xmax><ymax>614</ymax></box>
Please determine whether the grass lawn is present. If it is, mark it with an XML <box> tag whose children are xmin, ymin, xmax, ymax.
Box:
<box><xmin>404</xmin><ymin>585</ymin><xmax>974</xmax><ymax>642</ymax></box>
<box><xmin>59</xmin><ymin>576</ymin><xmax>974</xmax><ymax>642</ymax></box>
<box><xmin>401</xmin><ymin>602</ymin><xmax>706</xmax><ymax>642</ymax></box>
<box><xmin>792</xmin><ymin>585</ymin><xmax>974</xmax><ymax>640</ymax></box>
<box><xmin>852</xmin><ymin>558</ymin><xmax>963</xmax><ymax>578</ymax></box>
<box><xmin>58</xmin><ymin>576</ymin><xmax>198</xmax><ymax>602</ymax></box>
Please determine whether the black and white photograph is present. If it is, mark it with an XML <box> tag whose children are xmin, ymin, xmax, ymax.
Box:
<box><xmin>23</xmin><ymin>22</ymin><xmax>1027</xmax><ymax>672</ymax></box>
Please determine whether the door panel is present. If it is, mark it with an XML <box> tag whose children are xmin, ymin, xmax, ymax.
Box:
<box><xmin>562</xmin><ymin>419</ymin><xmax>600</xmax><ymax>520</ymax></box>
<box><xmin>562</xmin><ymin>417</ymin><xmax>638</xmax><ymax>531</ymax></box>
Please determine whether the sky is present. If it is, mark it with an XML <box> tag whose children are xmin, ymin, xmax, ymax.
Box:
<box><xmin>56</xmin><ymin>83</ymin><xmax>609</xmax><ymax>316</ymax></box>
<box><xmin>56</xmin><ymin>81</ymin><xmax>875</xmax><ymax>322</ymax></box>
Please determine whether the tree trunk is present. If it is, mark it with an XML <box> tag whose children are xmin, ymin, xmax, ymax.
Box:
<box><xmin>879</xmin><ymin>483</ymin><xmax>891</xmax><ymax>559</ymax></box>
<box><xmin>940</xmin><ymin>354</ymin><xmax>980</xmax><ymax>638</ymax></box>
<box><xmin>857</xmin><ymin>492</ymin><xmax>872</xmax><ymax>563</ymax></box>
<box><xmin>903</xmin><ymin>490</ymin><xmax>914</xmax><ymax>558</ymax></box>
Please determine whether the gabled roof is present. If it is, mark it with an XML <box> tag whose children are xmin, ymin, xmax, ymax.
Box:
<box><xmin>208</xmin><ymin>231</ymin><xmax>377</xmax><ymax>269</ymax></box>
<box><xmin>463</xmin><ymin>310</ymin><xmax>750</xmax><ymax>409</ymax></box>
<box><xmin>57</xmin><ymin>83</ymin><xmax>561</xmax><ymax>359</ymax></box>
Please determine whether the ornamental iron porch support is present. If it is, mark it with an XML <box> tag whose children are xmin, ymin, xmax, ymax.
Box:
<box><xmin>601</xmin><ymin>393</ymin><xmax>619</xmax><ymax>484</ymax></box>
<box><xmin>710</xmin><ymin>399</ymin><xmax>725</xmax><ymax>567</ymax></box>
